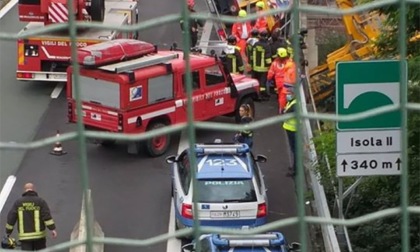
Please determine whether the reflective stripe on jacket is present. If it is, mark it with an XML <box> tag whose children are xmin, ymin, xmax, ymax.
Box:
<box><xmin>283</xmin><ymin>99</ymin><xmax>297</xmax><ymax>132</ymax></box>
<box><xmin>251</xmin><ymin>40</ymin><xmax>272</xmax><ymax>72</ymax></box>
<box><xmin>6</xmin><ymin>191</ymin><xmax>56</xmax><ymax>241</ymax></box>
<box><xmin>223</xmin><ymin>46</ymin><xmax>245</xmax><ymax>74</ymax></box>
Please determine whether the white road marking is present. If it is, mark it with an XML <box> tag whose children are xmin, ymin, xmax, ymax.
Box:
<box><xmin>166</xmin><ymin>198</ymin><xmax>182</xmax><ymax>252</ymax></box>
<box><xmin>51</xmin><ymin>82</ymin><xmax>65</xmax><ymax>99</ymax></box>
<box><xmin>166</xmin><ymin>129</ymin><xmax>189</xmax><ymax>252</ymax></box>
<box><xmin>0</xmin><ymin>0</ymin><xmax>17</xmax><ymax>20</ymax></box>
<box><xmin>0</xmin><ymin>176</ymin><xmax>16</xmax><ymax>214</ymax></box>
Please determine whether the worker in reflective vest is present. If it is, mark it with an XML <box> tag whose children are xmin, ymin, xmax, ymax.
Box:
<box><xmin>267</xmin><ymin>47</ymin><xmax>292</xmax><ymax>112</ymax></box>
<box><xmin>231</xmin><ymin>10</ymin><xmax>252</xmax><ymax>56</ymax></box>
<box><xmin>253</xmin><ymin>1</ymin><xmax>268</xmax><ymax>32</ymax></box>
<box><xmin>251</xmin><ymin>29</ymin><xmax>272</xmax><ymax>100</ymax></box>
<box><xmin>222</xmin><ymin>35</ymin><xmax>245</xmax><ymax>74</ymax></box>
<box><xmin>5</xmin><ymin>183</ymin><xmax>57</xmax><ymax>250</ymax></box>
<box><xmin>282</xmin><ymin>91</ymin><xmax>297</xmax><ymax>177</ymax></box>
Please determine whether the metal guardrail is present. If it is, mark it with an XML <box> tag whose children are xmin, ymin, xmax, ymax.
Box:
<box><xmin>299</xmin><ymin>76</ymin><xmax>341</xmax><ymax>252</ymax></box>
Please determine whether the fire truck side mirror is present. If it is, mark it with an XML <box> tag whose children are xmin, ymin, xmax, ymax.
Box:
<box><xmin>128</xmin><ymin>71</ymin><xmax>135</xmax><ymax>83</ymax></box>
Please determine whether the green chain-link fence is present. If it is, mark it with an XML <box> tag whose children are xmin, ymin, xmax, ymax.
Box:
<box><xmin>0</xmin><ymin>0</ymin><xmax>419</xmax><ymax>251</ymax></box>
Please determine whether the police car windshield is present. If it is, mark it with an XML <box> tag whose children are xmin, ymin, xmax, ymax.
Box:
<box><xmin>197</xmin><ymin>179</ymin><xmax>257</xmax><ymax>203</ymax></box>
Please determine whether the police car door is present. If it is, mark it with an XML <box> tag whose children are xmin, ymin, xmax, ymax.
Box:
<box><xmin>173</xmin><ymin>150</ymin><xmax>192</xmax><ymax>225</ymax></box>
<box><xmin>202</xmin><ymin>64</ymin><xmax>232</xmax><ymax>118</ymax></box>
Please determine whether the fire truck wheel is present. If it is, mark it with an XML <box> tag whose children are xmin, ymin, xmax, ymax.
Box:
<box><xmin>145</xmin><ymin>122</ymin><xmax>171</xmax><ymax>157</ymax></box>
<box><xmin>235</xmin><ymin>96</ymin><xmax>255</xmax><ymax>123</ymax></box>
<box><xmin>90</xmin><ymin>0</ymin><xmax>105</xmax><ymax>22</ymax></box>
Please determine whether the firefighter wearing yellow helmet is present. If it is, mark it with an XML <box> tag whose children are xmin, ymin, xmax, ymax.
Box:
<box><xmin>253</xmin><ymin>1</ymin><xmax>268</xmax><ymax>32</ymax></box>
<box><xmin>232</xmin><ymin>9</ymin><xmax>252</xmax><ymax>55</ymax></box>
<box><xmin>267</xmin><ymin>47</ymin><xmax>296</xmax><ymax>112</ymax></box>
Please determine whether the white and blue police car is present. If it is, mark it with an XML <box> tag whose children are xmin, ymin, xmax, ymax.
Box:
<box><xmin>166</xmin><ymin>140</ymin><xmax>268</xmax><ymax>233</ymax></box>
<box><xmin>181</xmin><ymin>232</ymin><xmax>301</xmax><ymax>252</ymax></box>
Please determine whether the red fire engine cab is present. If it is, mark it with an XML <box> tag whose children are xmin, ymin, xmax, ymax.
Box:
<box><xmin>67</xmin><ymin>39</ymin><xmax>260</xmax><ymax>157</ymax></box>
<box><xmin>16</xmin><ymin>0</ymin><xmax>138</xmax><ymax>82</ymax></box>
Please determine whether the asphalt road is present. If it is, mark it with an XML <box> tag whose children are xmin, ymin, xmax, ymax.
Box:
<box><xmin>0</xmin><ymin>0</ymin><xmax>304</xmax><ymax>251</ymax></box>
<box><xmin>1</xmin><ymin>94</ymin><xmax>301</xmax><ymax>252</ymax></box>
<box><xmin>0</xmin><ymin>5</ymin><xmax>56</xmax><ymax>186</ymax></box>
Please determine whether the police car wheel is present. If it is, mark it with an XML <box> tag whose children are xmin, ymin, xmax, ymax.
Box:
<box><xmin>235</xmin><ymin>96</ymin><xmax>255</xmax><ymax>123</ymax></box>
<box><xmin>145</xmin><ymin>122</ymin><xmax>171</xmax><ymax>157</ymax></box>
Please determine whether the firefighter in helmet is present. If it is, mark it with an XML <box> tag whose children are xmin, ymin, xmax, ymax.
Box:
<box><xmin>253</xmin><ymin>1</ymin><xmax>268</xmax><ymax>32</ymax></box>
<box><xmin>245</xmin><ymin>29</ymin><xmax>259</xmax><ymax>73</ymax></box>
<box><xmin>231</xmin><ymin>10</ymin><xmax>252</xmax><ymax>56</ymax></box>
<box><xmin>267</xmin><ymin>47</ymin><xmax>289</xmax><ymax>112</ymax></box>
<box><xmin>251</xmin><ymin>29</ymin><xmax>272</xmax><ymax>100</ymax></box>
<box><xmin>179</xmin><ymin>0</ymin><xmax>204</xmax><ymax>47</ymax></box>
<box><xmin>222</xmin><ymin>35</ymin><xmax>245</xmax><ymax>74</ymax></box>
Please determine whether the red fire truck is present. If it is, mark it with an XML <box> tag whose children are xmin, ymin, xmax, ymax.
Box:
<box><xmin>67</xmin><ymin>39</ymin><xmax>260</xmax><ymax>157</ymax></box>
<box><xmin>16</xmin><ymin>1</ymin><xmax>138</xmax><ymax>82</ymax></box>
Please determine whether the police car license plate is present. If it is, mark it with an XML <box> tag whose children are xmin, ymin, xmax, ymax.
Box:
<box><xmin>210</xmin><ymin>211</ymin><xmax>240</xmax><ymax>218</ymax></box>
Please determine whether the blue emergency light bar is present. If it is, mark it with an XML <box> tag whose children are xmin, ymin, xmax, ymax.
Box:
<box><xmin>194</xmin><ymin>143</ymin><xmax>250</xmax><ymax>155</ymax></box>
<box><xmin>211</xmin><ymin>233</ymin><xmax>286</xmax><ymax>247</ymax></box>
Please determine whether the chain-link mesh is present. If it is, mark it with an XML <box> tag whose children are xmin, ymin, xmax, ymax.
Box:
<box><xmin>0</xmin><ymin>0</ymin><xmax>419</xmax><ymax>251</ymax></box>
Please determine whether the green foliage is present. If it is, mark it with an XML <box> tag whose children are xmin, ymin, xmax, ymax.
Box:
<box><xmin>311</xmin><ymin>84</ymin><xmax>420</xmax><ymax>251</ymax></box>
<box><xmin>316</xmin><ymin>32</ymin><xmax>347</xmax><ymax>65</ymax></box>
<box><xmin>370</xmin><ymin>3</ymin><xmax>420</xmax><ymax>82</ymax></box>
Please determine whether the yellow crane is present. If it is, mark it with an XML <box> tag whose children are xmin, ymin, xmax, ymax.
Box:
<box><xmin>308</xmin><ymin>0</ymin><xmax>383</xmax><ymax>109</ymax></box>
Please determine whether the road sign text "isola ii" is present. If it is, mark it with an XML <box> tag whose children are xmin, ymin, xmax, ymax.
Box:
<box><xmin>337</xmin><ymin>130</ymin><xmax>401</xmax><ymax>154</ymax></box>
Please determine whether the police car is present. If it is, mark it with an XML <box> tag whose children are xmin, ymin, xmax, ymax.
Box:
<box><xmin>181</xmin><ymin>233</ymin><xmax>302</xmax><ymax>252</ymax></box>
<box><xmin>166</xmin><ymin>140</ymin><xmax>268</xmax><ymax>233</ymax></box>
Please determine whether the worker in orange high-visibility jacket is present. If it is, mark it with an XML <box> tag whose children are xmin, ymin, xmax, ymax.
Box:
<box><xmin>231</xmin><ymin>10</ymin><xmax>252</xmax><ymax>56</ymax></box>
<box><xmin>267</xmin><ymin>47</ymin><xmax>295</xmax><ymax>113</ymax></box>
<box><xmin>284</xmin><ymin>58</ymin><xmax>297</xmax><ymax>89</ymax></box>
<box><xmin>253</xmin><ymin>1</ymin><xmax>268</xmax><ymax>33</ymax></box>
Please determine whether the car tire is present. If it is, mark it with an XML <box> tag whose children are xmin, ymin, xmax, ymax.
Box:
<box><xmin>145</xmin><ymin>122</ymin><xmax>171</xmax><ymax>157</ymax></box>
<box><xmin>235</xmin><ymin>96</ymin><xmax>255</xmax><ymax>123</ymax></box>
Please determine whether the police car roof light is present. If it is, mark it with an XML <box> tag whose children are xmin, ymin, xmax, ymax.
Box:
<box><xmin>194</xmin><ymin>144</ymin><xmax>249</xmax><ymax>155</ymax></box>
<box><xmin>214</xmin><ymin>233</ymin><xmax>286</xmax><ymax>247</ymax></box>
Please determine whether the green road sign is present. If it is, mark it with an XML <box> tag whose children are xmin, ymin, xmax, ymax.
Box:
<box><xmin>336</xmin><ymin>60</ymin><xmax>406</xmax><ymax>131</ymax></box>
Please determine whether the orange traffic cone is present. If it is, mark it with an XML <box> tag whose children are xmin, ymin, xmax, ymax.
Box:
<box><xmin>50</xmin><ymin>130</ymin><xmax>67</xmax><ymax>156</ymax></box>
